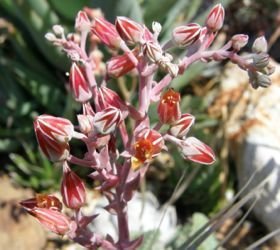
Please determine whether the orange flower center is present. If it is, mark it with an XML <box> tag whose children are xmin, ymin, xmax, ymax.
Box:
<box><xmin>36</xmin><ymin>194</ymin><xmax>62</xmax><ymax>211</ymax></box>
<box><xmin>161</xmin><ymin>89</ymin><xmax>180</xmax><ymax>106</ymax></box>
<box><xmin>134</xmin><ymin>139</ymin><xmax>153</xmax><ymax>163</ymax></box>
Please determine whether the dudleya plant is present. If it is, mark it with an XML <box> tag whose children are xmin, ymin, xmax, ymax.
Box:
<box><xmin>20</xmin><ymin>4</ymin><xmax>274</xmax><ymax>250</ymax></box>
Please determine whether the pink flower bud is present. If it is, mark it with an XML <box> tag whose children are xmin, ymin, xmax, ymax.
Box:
<box><xmin>170</xmin><ymin>113</ymin><xmax>195</xmax><ymax>138</ymax></box>
<box><xmin>93</xmin><ymin>107</ymin><xmax>122</xmax><ymax>134</ymax></box>
<box><xmin>172</xmin><ymin>23</ymin><xmax>201</xmax><ymax>47</ymax></box>
<box><xmin>106</xmin><ymin>49</ymin><xmax>139</xmax><ymax>78</ymax></box>
<box><xmin>115</xmin><ymin>16</ymin><xmax>144</xmax><ymax>45</ymax></box>
<box><xmin>231</xmin><ymin>34</ymin><xmax>248</xmax><ymax>51</ymax></box>
<box><xmin>75</xmin><ymin>11</ymin><xmax>91</xmax><ymax>32</ymax></box>
<box><xmin>61</xmin><ymin>165</ymin><xmax>86</xmax><ymax>209</ymax></box>
<box><xmin>91</xmin><ymin>17</ymin><xmax>122</xmax><ymax>49</ymax></box>
<box><xmin>69</xmin><ymin>63</ymin><xmax>92</xmax><ymax>103</ymax></box>
<box><xmin>77</xmin><ymin>114</ymin><xmax>94</xmax><ymax>134</ymax></box>
<box><xmin>34</xmin><ymin>115</ymin><xmax>74</xmax><ymax>162</ymax></box>
<box><xmin>132</xmin><ymin>128</ymin><xmax>164</xmax><ymax>170</ymax></box>
<box><xmin>31</xmin><ymin>208</ymin><xmax>72</xmax><ymax>235</ymax></box>
<box><xmin>157</xmin><ymin>89</ymin><xmax>181</xmax><ymax>124</ymax></box>
<box><xmin>144</xmin><ymin>41</ymin><xmax>163</xmax><ymax>63</ymax></box>
<box><xmin>180</xmin><ymin>137</ymin><xmax>215</xmax><ymax>165</ymax></box>
<box><xmin>205</xmin><ymin>4</ymin><xmax>225</xmax><ymax>32</ymax></box>
<box><xmin>98</xmin><ymin>86</ymin><xmax>127</xmax><ymax>110</ymax></box>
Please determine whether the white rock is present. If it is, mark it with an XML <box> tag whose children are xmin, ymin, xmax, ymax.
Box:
<box><xmin>86</xmin><ymin>191</ymin><xmax>177</xmax><ymax>247</ymax></box>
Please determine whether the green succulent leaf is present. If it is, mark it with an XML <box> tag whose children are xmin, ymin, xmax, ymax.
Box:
<box><xmin>92</xmin><ymin>0</ymin><xmax>143</xmax><ymax>22</ymax></box>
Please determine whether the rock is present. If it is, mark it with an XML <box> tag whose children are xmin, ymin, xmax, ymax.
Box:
<box><xmin>210</xmin><ymin>60</ymin><xmax>280</xmax><ymax>244</ymax></box>
<box><xmin>0</xmin><ymin>176</ymin><xmax>47</xmax><ymax>250</ymax></box>
<box><xmin>84</xmin><ymin>191</ymin><xmax>177</xmax><ymax>248</ymax></box>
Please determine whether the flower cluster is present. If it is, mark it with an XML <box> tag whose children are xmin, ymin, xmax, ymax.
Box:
<box><xmin>21</xmin><ymin>4</ymin><xmax>273</xmax><ymax>250</ymax></box>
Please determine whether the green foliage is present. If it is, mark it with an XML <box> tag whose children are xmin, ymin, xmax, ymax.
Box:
<box><xmin>92</xmin><ymin>0</ymin><xmax>143</xmax><ymax>22</ymax></box>
<box><xmin>168</xmin><ymin>213</ymin><xmax>218</xmax><ymax>250</ymax></box>
<box><xmin>7</xmin><ymin>143</ymin><xmax>61</xmax><ymax>191</ymax></box>
<box><xmin>0</xmin><ymin>0</ymin><xmax>84</xmax><ymax>189</ymax></box>
<box><xmin>138</xmin><ymin>230</ymin><xmax>161</xmax><ymax>250</ymax></box>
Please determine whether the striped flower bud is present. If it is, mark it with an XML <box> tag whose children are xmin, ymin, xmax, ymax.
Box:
<box><xmin>31</xmin><ymin>208</ymin><xmax>72</xmax><ymax>235</ymax></box>
<box><xmin>69</xmin><ymin>63</ymin><xmax>92</xmax><ymax>103</ymax></box>
<box><xmin>106</xmin><ymin>48</ymin><xmax>139</xmax><ymax>78</ymax></box>
<box><xmin>157</xmin><ymin>89</ymin><xmax>181</xmax><ymax>124</ymax></box>
<box><xmin>179</xmin><ymin>137</ymin><xmax>215</xmax><ymax>165</ymax></box>
<box><xmin>170</xmin><ymin>113</ymin><xmax>195</xmax><ymax>138</ymax></box>
<box><xmin>98</xmin><ymin>86</ymin><xmax>126</xmax><ymax>110</ymax></box>
<box><xmin>61</xmin><ymin>164</ymin><xmax>86</xmax><ymax>209</ymax></box>
<box><xmin>205</xmin><ymin>4</ymin><xmax>225</xmax><ymax>32</ymax></box>
<box><xmin>91</xmin><ymin>17</ymin><xmax>122</xmax><ymax>49</ymax></box>
<box><xmin>132</xmin><ymin>128</ymin><xmax>164</xmax><ymax>170</ymax></box>
<box><xmin>93</xmin><ymin>107</ymin><xmax>122</xmax><ymax>134</ymax></box>
<box><xmin>144</xmin><ymin>41</ymin><xmax>163</xmax><ymax>63</ymax></box>
<box><xmin>172</xmin><ymin>23</ymin><xmax>201</xmax><ymax>47</ymax></box>
<box><xmin>75</xmin><ymin>11</ymin><xmax>91</xmax><ymax>32</ymax></box>
<box><xmin>34</xmin><ymin>115</ymin><xmax>74</xmax><ymax>162</ymax></box>
<box><xmin>231</xmin><ymin>34</ymin><xmax>248</xmax><ymax>51</ymax></box>
<box><xmin>115</xmin><ymin>16</ymin><xmax>144</xmax><ymax>45</ymax></box>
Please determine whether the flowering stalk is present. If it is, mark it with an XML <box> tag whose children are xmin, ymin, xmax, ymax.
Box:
<box><xmin>22</xmin><ymin>4</ymin><xmax>274</xmax><ymax>250</ymax></box>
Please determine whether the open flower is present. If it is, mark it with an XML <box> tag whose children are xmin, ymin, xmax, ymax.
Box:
<box><xmin>20</xmin><ymin>194</ymin><xmax>63</xmax><ymax>212</ymax></box>
<box><xmin>157</xmin><ymin>89</ymin><xmax>181</xmax><ymax>124</ymax></box>
<box><xmin>34</xmin><ymin>115</ymin><xmax>74</xmax><ymax>162</ymax></box>
<box><xmin>131</xmin><ymin>129</ymin><xmax>164</xmax><ymax>170</ymax></box>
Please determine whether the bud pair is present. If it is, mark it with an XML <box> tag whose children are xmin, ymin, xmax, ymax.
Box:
<box><xmin>34</xmin><ymin>115</ymin><xmax>74</xmax><ymax>162</ymax></box>
<box><xmin>20</xmin><ymin>195</ymin><xmax>72</xmax><ymax>235</ymax></box>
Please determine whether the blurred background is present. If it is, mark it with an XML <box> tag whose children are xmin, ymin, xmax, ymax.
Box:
<box><xmin>1</xmin><ymin>0</ymin><xmax>280</xmax><ymax>249</ymax></box>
